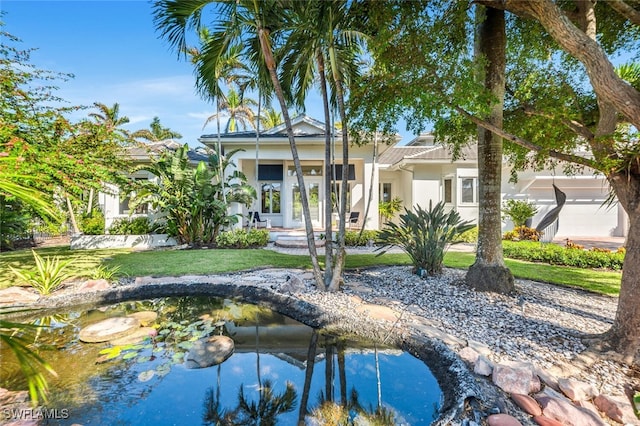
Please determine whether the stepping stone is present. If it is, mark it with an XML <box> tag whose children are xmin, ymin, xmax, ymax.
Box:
<box><xmin>184</xmin><ymin>335</ymin><xmax>234</xmax><ymax>369</ymax></box>
<box><xmin>79</xmin><ymin>317</ymin><xmax>141</xmax><ymax>343</ymax></box>
<box><xmin>109</xmin><ymin>327</ymin><xmax>157</xmax><ymax>345</ymax></box>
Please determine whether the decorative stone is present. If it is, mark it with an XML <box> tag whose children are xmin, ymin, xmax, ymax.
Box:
<box><xmin>109</xmin><ymin>327</ymin><xmax>157</xmax><ymax>345</ymax></box>
<box><xmin>355</xmin><ymin>303</ymin><xmax>398</xmax><ymax>322</ymax></box>
<box><xmin>534</xmin><ymin>367</ymin><xmax>560</xmax><ymax>392</ymax></box>
<box><xmin>280</xmin><ymin>274</ymin><xmax>305</xmax><ymax>294</ymax></box>
<box><xmin>536</xmin><ymin>395</ymin><xmax>606</xmax><ymax>426</ymax></box>
<box><xmin>533</xmin><ymin>415</ymin><xmax>564</xmax><ymax>426</ymax></box>
<box><xmin>487</xmin><ymin>413</ymin><xmax>523</xmax><ymax>426</ymax></box>
<box><xmin>594</xmin><ymin>394</ymin><xmax>640</xmax><ymax>425</ymax></box>
<box><xmin>558</xmin><ymin>377</ymin><xmax>597</xmax><ymax>401</ymax></box>
<box><xmin>492</xmin><ymin>363</ymin><xmax>533</xmax><ymax>395</ymax></box>
<box><xmin>79</xmin><ymin>317</ymin><xmax>141</xmax><ymax>343</ymax></box>
<box><xmin>184</xmin><ymin>335</ymin><xmax>234</xmax><ymax>369</ymax></box>
<box><xmin>459</xmin><ymin>346</ymin><xmax>479</xmax><ymax>365</ymax></box>
<box><xmin>512</xmin><ymin>393</ymin><xmax>542</xmax><ymax>416</ymax></box>
<box><xmin>474</xmin><ymin>355</ymin><xmax>493</xmax><ymax>376</ymax></box>
<box><xmin>0</xmin><ymin>287</ymin><xmax>39</xmax><ymax>304</ymax></box>
<box><xmin>467</xmin><ymin>339</ymin><xmax>492</xmax><ymax>356</ymax></box>
<box><xmin>77</xmin><ymin>279</ymin><xmax>110</xmax><ymax>292</ymax></box>
<box><xmin>127</xmin><ymin>311</ymin><xmax>158</xmax><ymax>326</ymax></box>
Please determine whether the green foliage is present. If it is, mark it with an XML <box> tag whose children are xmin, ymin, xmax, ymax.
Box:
<box><xmin>10</xmin><ymin>250</ymin><xmax>74</xmax><ymax>295</ymax></box>
<box><xmin>344</xmin><ymin>230</ymin><xmax>379</xmax><ymax>247</ymax></box>
<box><xmin>0</xmin><ymin>197</ymin><xmax>33</xmax><ymax>250</ymax></box>
<box><xmin>108</xmin><ymin>217</ymin><xmax>152</xmax><ymax>235</ymax></box>
<box><xmin>129</xmin><ymin>144</ymin><xmax>256</xmax><ymax>246</ymax></box>
<box><xmin>91</xmin><ymin>264</ymin><xmax>123</xmax><ymax>282</ymax></box>
<box><xmin>215</xmin><ymin>229</ymin><xmax>270</xmax><ymax>249</ymax></box>
<box><xmin>454</xmin><ymin>226</ymin><xmax>478</xmax><ymax>243</ymax></box>
<box><xmin>0</xmin><ymin>317</ymin><xmax>57</xmax><ymax>405</ymax></box>
<box><xmin>378</xmin><ymin>197</ymin><xmax>403</xmax><ymax>222</ymax></box>
<box><xmin>80</xmin><ymin>210</ymin><xmax>105</xmax><ymax>235</ymax></box>
<box><xmin>377</xmin><ymin>200</ymin><xmax>475</xmax><ymax>276</ymax></box>
<box><xmin>502</xmin><ymin>241</ymin><xmax>625</xmax><ymax>270</ymax></box>
<box><xmin>502</xmin><ymin>199</ymin><xmax>538</xmax><ymax>227</ymax></box>
<box><xmin>503</xmin><ymin>225</ymin><xmax>541</xmax><ymax>242</ymax></box>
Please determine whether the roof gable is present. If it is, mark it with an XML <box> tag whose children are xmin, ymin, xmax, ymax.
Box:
<box><xmin>263</xmin><ymin>114</ymin><xmax>329</xmax><ymax>136</ymax></box>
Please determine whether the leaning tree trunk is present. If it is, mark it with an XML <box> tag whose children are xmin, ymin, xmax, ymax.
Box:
<box><xmin>465</xmin><ymin>5</ymin><xmax>515</xmax><ymax>293</ymax></box>
<box><xmin>605</xmin><ymin>172</ymin><xmax>640</xmax><ymax>364</ymax></box>
<box><xmin>257</xmin><ymin>27</ymin><xmax>324</xmax><ymax>289</ymax></box>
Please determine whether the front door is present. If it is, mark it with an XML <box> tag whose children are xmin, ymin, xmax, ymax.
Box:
<box><xmin>290</xmin><ymin>178</ymin><xmax>322</xmax><ymax>228</ymax></box>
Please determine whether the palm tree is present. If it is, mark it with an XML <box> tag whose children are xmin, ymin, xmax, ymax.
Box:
<box><xmin>203</xmin><ymin>87</ymin><xmax>257</xmax><ymax>132</ymax></box>
<box><xmin>132</xmin><ymin>116</ymin><xmax>182</xmax><ymax>142</ymax></box>
<box><xmin>279</xmin><ymin>0</ymin><xmax>367</xmax><ymax>291</ymax></box>
<box><xmin>260</xmin><ymin>106</ymin><xmax>283</xmax><ymax>129</ymax></box>
<box><xmin>89</xmin><ymin>102</ymin><xmax>131</xmax><ymax>137</ymax></box>
<box><xmin>154</xmin><ymin>0</ymin><xmax>327</xmax><ymax>288</ymax></box>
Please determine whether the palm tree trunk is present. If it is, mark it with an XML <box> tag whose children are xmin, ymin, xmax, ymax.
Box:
<box><xmin>216</xmin><ymin>98</ymin><xmax>227</xmax><ymax>205</ymax></box>
<box><xmin>327</xmin><ymin>55</ymin><xmax>349</xmax><ymax>292</ymax></box>
<box><xmin>255</xmin><ymin>89</ymin><xmax>261</xmax><ymax>218</ymax></box>
<box><xmin>316</xmin><ymin>51</ymin><xmax>335</xmax><ymax>289</ymax></box>
<box><xmin>66</xmin><ymin>194</ymin><xmax>80</xmax><ymax>234</ymax></box>
<box><xmin>297</xmin><ymin>329</ymin><xmax>318</xmax><ymax>426</ymax></box>
<box><xmin>257</xmin><ymin>26</ymin><xmax>324</xmax><ymax>289</ymax></box>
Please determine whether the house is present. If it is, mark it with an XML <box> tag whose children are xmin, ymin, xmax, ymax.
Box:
<box><xmin>198</xmin><ymin>115</ymin><xmax>627</xmax><ymax>240</ymax></box>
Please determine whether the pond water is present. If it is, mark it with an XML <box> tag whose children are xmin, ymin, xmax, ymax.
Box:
<box><xmin>0</xmin><ymin>296</ymin><xmax>442</xmax><ymax>425</ymax></box>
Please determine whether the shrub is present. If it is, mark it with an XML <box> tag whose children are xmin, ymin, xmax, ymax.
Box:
<box><xmin>377</xmin><ymin>200</ymin><xmax>475</xmax><ymax>276</ymax></box>
<box><xmin>91</xmin><ymin>264</ymin><xmax>124</xmax><ymax>282</ymax></box>
<box><xmin>379</xmin><ymin>197</ymin><xmax>403</xmax><ymax>222</ymax></box>
<box><xmin>454</xmin><ymin>226</ymin><xmax>478</xmax><ymax>243</ymax></box>
<box><xmin>10</xmin><ymin>250</ymin><xmax>74</xmax><ymax>295</ymax></box>
<box><xmin>502</xmin><ymin>199</ymin><xmax>538</xmax><ymax>227</ymax></box>
<box><xmin>344</xmin><ymin>230</ymin><xmax>379</xmax><ymax>247</ymax></box>
<box><xmin>80</xmin><ymin>210</ymin><xmax>105</xmax><ymax>235</ymax></box>
<box><xmin>215</xmin><ymin>229</ymin><xmax>270</xmax><ymax>248</ymax></box>
<box><xmin>108</xmin><ymin>217</ymin><xmax>152</xmax><ymax>235</ymax></box>
<box><xmin>502</xmin><ymin>241</ymin><xmax>625</xmax><ymax>270</ymax></box>
<box><xmin>503</xmin><ymin>226</ymin><xmax>541</xmax><ymax>241</ymax></box>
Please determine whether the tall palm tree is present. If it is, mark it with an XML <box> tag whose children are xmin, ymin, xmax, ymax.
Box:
<box><xmin>260</xmin><ymin>106</ymin><xmax>283</xmax><ymax>130</ymax></box>
<box><xmin>203</xmin><ymin>87</ymin><xmax>257</xmax><ymax>132</ymax></box>
<box><xmin>89</xmin><ymin>102</ymin><xmax>131</xmax><ymax>137</ymax></box>
<box><xmin>132</xmin><ymin>116</ymin><xmax>182</xmax><ymax>142</ymax></box>
<box><xmin>154</xmin><ymin>0</ymin><xmax>327</xmax><ymax>288</ymax></box>
<box><xmin>279</xmin><ymin>0</ymin><xmax>367</xmax><ymax>291</ymax></box>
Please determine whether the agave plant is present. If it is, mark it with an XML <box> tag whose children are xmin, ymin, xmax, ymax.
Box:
<box><xmin>377</xmin><ymin>200</ymin><xmax>475</xmax><ymax>276</ymax></box>
<box><xmin>10</xmin><ymin>250</ymin><xmax>74</xmax><ymax>295</ymax></box>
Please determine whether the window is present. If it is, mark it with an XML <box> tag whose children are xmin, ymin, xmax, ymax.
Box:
<box><xmin>287</xmin><ymin>164</ymin><xmax>323</xmax><ymax>176</ymax></box>
<box><xmin>261</xmin><ymin>182</ymin><xmax>281</xmax><ymax>214</ymax></box>
<box><xmin>381</xmin><ymin>183</ymin><xmax>392</xmax><ymax>203</ymax></box>
<box><xmin>258</xmin><ymin>164</ymin><xmax>283</xmax><ymax>181</ymax></box>
<box><xmin>460</xmin><ymin>177</ymin><xmax>478</xmax><ymax>204</ymax></box>
<box><xmin>331</xmin><ymin>164</ymin><xmax>356</xmax><ymax>180</ymax></box>
<box><xmin>444</xmin><ymin>179</ymin><xmax>452</xmax><ymax>204</ymax></box>
<box><xmin>332</xmin><ymin>183</ymin><xmax>351</xmax><ymax>213</ymax></box>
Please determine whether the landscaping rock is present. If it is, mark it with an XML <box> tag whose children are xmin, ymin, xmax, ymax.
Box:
<box><xmin>355</xmin><ymin>303</ymin><xmax>398</xmax><ymax>322</ymax></box>
<box><xmin>459</xmin><ymin>346</ymin><xmax>479</xmax><ymax>365</ymax></box>
<box><xmin>512</xmin><ymin>393</ymin><xmax>542</xmax><ymax>416</ymax></box>
<box><xmin>280</xmin><ymin>274</ymin><xmax>305</xmax><ymax>294</ymax></box>
<box><xmin>534</xmin><ymin>367</ymin><xmax>560</xmax><ymax>392</ymax></box>
<box><xmin>487</xmin><ymin>413</ymin><xmax>523</xmax><ymax>426</ymax></box>
<box><xmin>532</xmin><ymin>415</ymin><xmax>564</xmax><ymax>426</ymax></box>
<box><xmin>0</xmin><ymin>286</ymin><xmax>39</xmax><ymax>305</ymax></box>
<box><xmin>78</xmin><ymin>317</ymin><xmax>141</xmax><ymax>343</ymax></box>
<box><xmin>184</xmin><ymin>335</ymin><xmax>234</xmax><ymax>369</ymax></box>
<box><xmin>127</xmin><ymin>311</ymin><xmax>158</xmax><ymax>326</ymax></box>
<box><xmin>492</xmin><ymin>363</ymin><xmax>533</xmax><ymax>395</ymax></box>
<box><xmin>535</xmin><ymin>395</ymin><xmax>606</xmax><ymax>426</ymax></box>
<box><xmin>594</xmin><ymin>394</ymin><xmax>640</xmax><ymax>425</ymax></box>
<box><xmin>77</xmin><ymin>279</ymin><xmax>110</xmax><ymax>292</ymax></box>
<box><xmin>109</xmin><ymin>327</ymin><xmax>157</xmax><ymax>345</ymax></box>
<box><xmin>558</xmin><ymin>377</ymin><xmax>597</xmax><ymax>401</ymax></box>
<box><xmin>474</xmin><ymin>355</ymin><xmax>493</xmax><ymax>376</ymax></box>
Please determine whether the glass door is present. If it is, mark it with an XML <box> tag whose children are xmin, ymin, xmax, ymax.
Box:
<box><xmin>290</xmin><ymin>179</ymin><xmax>322</xmax><ymax>228</ymax></box>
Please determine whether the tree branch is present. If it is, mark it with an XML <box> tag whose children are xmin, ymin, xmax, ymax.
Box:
<box><xmin>608</xmin><ymin>0</ymin><xmax>640</xmax><ymax>26</ymax></box>
<box><xmin>451</xmin><ymin>104</ymin><xmax>598</xmax><ymax>169</ymax></box>
<box><xmin>518</xmin><ymin>106</ymin><xmax>596</xmax><ymax>142</ymax></box>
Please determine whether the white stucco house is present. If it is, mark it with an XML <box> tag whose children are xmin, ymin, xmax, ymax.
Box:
<box><xmin>99</xmin><ymin>115</ymin><xmax>626</xmax><ymax>240</ymax></box>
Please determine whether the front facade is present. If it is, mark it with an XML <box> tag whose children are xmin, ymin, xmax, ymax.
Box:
<box><xmin>199</xmin><ymin>115</ymin><xmax>391</xmax><ymax>230</ymax></box>
<box><xmin>101</xmin><ymin>116</ymin><xmax>625</xmax><ymax>240</ymax></box>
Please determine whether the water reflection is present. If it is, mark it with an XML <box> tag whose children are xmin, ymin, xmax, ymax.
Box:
<box><xmin>0</xmin><ymin>297</ymin><xmax>441</xmax><ymax>425</ymax></box>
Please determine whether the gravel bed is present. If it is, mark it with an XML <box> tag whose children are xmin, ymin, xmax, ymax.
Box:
<box><xmin>340</xmin><ymin>266</ymin><xmax>636</xmax><ymax>397</ymax></box>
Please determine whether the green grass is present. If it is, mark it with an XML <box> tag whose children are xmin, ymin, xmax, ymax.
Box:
<box><xmin>0</xmin><ymin>247</ymin><xmax>621</xmax><ymax>296</ymax></box>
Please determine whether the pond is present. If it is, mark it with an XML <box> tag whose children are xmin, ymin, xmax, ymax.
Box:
<box><xmin>1</xmin><ymin>296</ymin><xmax>443</xmax><ymax>425</ymax></box>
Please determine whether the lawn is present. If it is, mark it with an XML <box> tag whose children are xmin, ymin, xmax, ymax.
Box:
<box><xmin>0</xmin><ymin>246</ymin><xmax>621</xmax><ymax>296</ymax></box>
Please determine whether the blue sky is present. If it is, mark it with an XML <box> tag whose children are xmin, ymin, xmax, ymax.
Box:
<box><xmin>2</xmin><ymin>0</ymin><xmax>357</xmax><ymax>147</ymax></box>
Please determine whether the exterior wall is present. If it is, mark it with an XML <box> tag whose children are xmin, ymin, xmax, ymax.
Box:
<box><xmin>101</xmin><ymin>170</ymin><xmax>160</xmax><ymax>232</ymax></box>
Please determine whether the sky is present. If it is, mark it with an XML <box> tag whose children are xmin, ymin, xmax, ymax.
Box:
<box><xmin>2</xmin><ymin>0</ymin><xmax>379</xmax><ymax>147</ymax></box>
